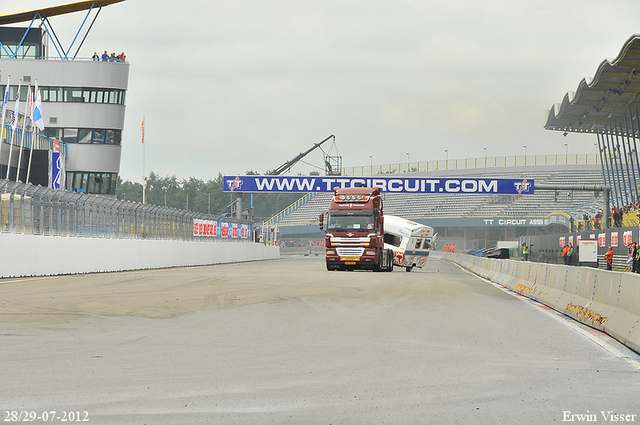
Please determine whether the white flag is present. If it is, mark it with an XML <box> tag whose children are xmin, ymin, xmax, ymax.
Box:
<box><xmin>26</xmin><ymin>87</ymin><xmax>33</xmax><ymax>123</ymax></box>
<box><xmin>0</xmin><ymin>75</ymin><xmax>9</xmax><ymax>141</ymax></box>
<box><xmin>32</xmin><ymin>81</ymin><xmax>44</xmax><ymax>131</ymax></box>
<box><xmin>1</xmin><ymin>76</ymin><xmax>9</xmax><ymax>114</ymax></box>
<box><xmin>12</xmin><ymin>80</ymin><xmax>21</xmax><ymax>130</ymax></box>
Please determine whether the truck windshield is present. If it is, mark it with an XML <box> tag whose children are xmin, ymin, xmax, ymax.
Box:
<box><xmin>327</xmin><ymin>213</ymin><xmax>375</xmax><ymax>231</ymax></box>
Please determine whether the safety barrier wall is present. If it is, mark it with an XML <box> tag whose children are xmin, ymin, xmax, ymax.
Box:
<box><xmin>436</xmin><ymin>252</ymin><xmax>640</xmax><ymax>354</ymax></box>
<box><xmin>0</xmin><ymin>233</ymin><xmax>279</xmax><ymax>278</ymax></box>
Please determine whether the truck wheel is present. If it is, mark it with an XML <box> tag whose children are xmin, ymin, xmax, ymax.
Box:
<box><xmin>405</xmin><ymin>265</ymin><xmax>414</xmax><ymax>272</ymax></box>
<box><xmin>374</xmin><ymin>253</ymin><xmax>382</xmax><ymax>272</ymax></box>
<box><xmin>385</xmin><ymin>249</ymin><xmax>394</xmax><ymax>271</ymax></box>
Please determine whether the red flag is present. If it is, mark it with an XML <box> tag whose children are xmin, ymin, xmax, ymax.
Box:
<box><xmin>141</xmin><ymin>118</ymin><xmax>145</xmax><ymax>144</ymax></box>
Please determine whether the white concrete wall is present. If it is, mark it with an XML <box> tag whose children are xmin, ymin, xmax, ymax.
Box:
<box><xmin>436</xmin><ymin>252</ymin><xmax>640</xmax><ymax>354</ymax></box>
<box><xmin>0</xmin><ymin>233</ymin><xmax>279</xmax><ymax>278</ymax></box>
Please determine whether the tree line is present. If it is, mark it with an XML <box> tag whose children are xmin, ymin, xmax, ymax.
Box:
<box><xmin>116</xmin><ymin>171</ymin><xmax>308</xmax><ymax>222</ymax></box>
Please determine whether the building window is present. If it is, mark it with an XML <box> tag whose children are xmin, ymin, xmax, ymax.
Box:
<box><xmin>78</xmin><ymin>129</ymin><xmax>92</xmax><ymax>144</ymax></box>
<box><xmin>54</xmin><ymin>128</ymin><xmax>121</xmax><ymax>145</ymax></box>
<box><xmin>43</xmin><ymin>128</ymin><xmax>62</xmax><ymax>140</ymax></box>
<box><xmin>64</xmin><ymin>88</ymin><xmax>84</xmax><ymax>102</ymax></box>
<box><xmin>2</xmin><ymin>85</ymin><xmax>126</xmax><ymax>105</ymax></box>
<box><xmin>63</xmin><ymin>128</ymin><xmax>78</xmax><ymax>144</ymax></box>
<box><xmin>0</xmin><ymin>85</ymin><xmax>124</xmax><ymax>104</ymax></box>
<box><xmin>42</xmin><ymin>87</ymin><xmax>63</xmax><ymax>102</ymax></box>
<box><xmin>4</xmin><ymin>85</ymin><xmax>31</xmax><ymax>101</ymax></box>
<box><xmin>66</xmin><ymin>172</ymin><xmax>117</xmax><ymax>195</ymax></box>
<box><xmin>93</xmin><ymin>130</ymin><xmax>105</xmax><ymax>144</ymax></box>
<box><xmin>106</xmin><ymin>130</ymin><xmax>120</xmax><ymax>145</ymax></box>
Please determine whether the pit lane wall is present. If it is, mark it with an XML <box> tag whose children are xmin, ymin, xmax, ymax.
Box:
<box><xmin>0</xmin><ymin>233</ymin><xmax>279</xmax><ymax>278</ymax></box>
<box><xmin>435</xmin><ymin>252</ymin><xmax>640</xmax><ymax>354</ymax></box>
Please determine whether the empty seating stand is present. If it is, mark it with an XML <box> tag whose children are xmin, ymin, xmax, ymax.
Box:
<box><xmin>271</xmin><ymin>164</ymin><xmax>605</xmax><ymax>226</ymax></box>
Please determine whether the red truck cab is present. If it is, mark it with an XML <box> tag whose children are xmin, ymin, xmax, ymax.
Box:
<box><xmin>319</xmin><ymin>187</ymin><xmax>393</xmax><ymax>271</ymax></box>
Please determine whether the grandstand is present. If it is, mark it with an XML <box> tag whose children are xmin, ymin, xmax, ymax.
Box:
<box><xmin>269</xmin><ymin>34</ymin><xmax>640</xmax><ymax>252</ymax></box>
<box><xmin>268</xmin><ymin>162</ymin><xmax>606</xmax><ymax>238</ymax></box>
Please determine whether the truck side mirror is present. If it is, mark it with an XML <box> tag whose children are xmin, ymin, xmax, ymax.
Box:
<box><xmin>319</xmin><ymin>213</ymin><xmax>324</xmax><ymax>230</ymax></box>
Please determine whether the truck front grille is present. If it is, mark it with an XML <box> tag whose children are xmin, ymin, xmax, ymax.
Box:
<box><xmin>336</xmin><ymin>247</ymin><xmax>365</xmax><ymax>256</ymax></box>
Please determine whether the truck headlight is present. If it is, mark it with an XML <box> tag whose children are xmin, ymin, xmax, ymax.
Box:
<box><xmin>365</xmin><ymin>250</ymin><xmax>376</xmax><ymax>256</ymax></box>
<box><xmin>326</xmin><ymin>250</ymin><xmax>335</xmax><ymax>255</ymax></box>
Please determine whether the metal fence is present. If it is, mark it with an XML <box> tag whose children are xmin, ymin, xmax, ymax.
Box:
<box><xmin>0</xmin><ymin>179</ymin><xmax>253</xmax><ymax>242</ymax></box>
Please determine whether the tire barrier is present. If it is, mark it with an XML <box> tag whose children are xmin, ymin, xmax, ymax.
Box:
<box><xmin>436</xmin><ymin>252</ymin><xmax>640</xmax><ymax>354</ymax></box>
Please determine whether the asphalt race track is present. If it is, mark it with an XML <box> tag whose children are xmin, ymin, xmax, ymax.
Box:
<box><xmin>1</xmin><ymin>255</ymin><xmax>639</xmax><ymax>424</ymax></box>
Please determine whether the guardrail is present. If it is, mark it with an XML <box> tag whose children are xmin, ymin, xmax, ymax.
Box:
<box><xmin>265</xmin><ymin>192</ymin><xmax>316</xmax><ymax>226</ymax></box>
<box><xmin>0</xmin><ymin>179</ymin><xmax>252</xmax><ymax>241</ymax></box>
<box><xmin>345</xmin><ymin>153</ymin><xmax>598</xmax><ymax>177</ymax></box>
<box><xmin>437</xmin><ymin>251</ymin><xmax>640</xmax><ymax>354</ymax></box>
<box><xmin>1</xmin><ymin>123</ymin><xmax>63</xmax><ymax>152</ymax></box>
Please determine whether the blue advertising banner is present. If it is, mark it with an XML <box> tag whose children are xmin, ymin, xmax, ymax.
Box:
<box><xmin>223</xmin><ymin>175</ymin><xmax>534</xmax><ymax>195</ymax></box>
<box><xmin>50</xmin><ymin>153</ymin><xmax>63</xmax><ymax>190</ymax></box>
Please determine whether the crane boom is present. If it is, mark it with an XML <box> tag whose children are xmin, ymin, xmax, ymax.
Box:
<box><xmin>228</xmin><ymin>134</ymin><xmax>336</xmax><ymax>220</ymax></box>
<box><xmin>269</xmin><ymin>135</ymin><xmax>335</xmax><ymax>175</ymax></box>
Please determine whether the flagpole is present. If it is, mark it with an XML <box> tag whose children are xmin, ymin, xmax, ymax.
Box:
<box><xmin>27</xmin><ymin>128</ymin><xmax>36</xmax><ymax>183</ymax></box>
<box><xmin>6</xmin><ymin>78</ymin><xmax>21</xmax><ymax>180</ymax></box>
<box><xmin>142</xmin><ymin>116</ymin><xmax>146</xmax><ymax>204</ymax></box>
<box><xmin>17</xmin><ymin>84</ymin><xmax>31</xmax><ymax>182</ymax></box>
<box><xmin>27</xmin><ymin>79</ymin><xmax>45</xmax><ymax>184</ymax></box>
<box><xmin>0</xmin><ymin>74</ymin><xmax>10</xmax><ymax>151</ymax></box>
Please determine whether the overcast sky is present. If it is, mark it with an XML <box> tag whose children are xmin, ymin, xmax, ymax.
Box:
<box><xmin>11</xmin><ymin>0</ymin><xmax>640</xmax><ymax>182</ymax></box>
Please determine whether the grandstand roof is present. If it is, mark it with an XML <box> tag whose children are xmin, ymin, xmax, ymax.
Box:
<box><xmin>0</xmin><ymin>0</ymin><xmax>125</xmax><ymax>25</ymax></box>
<box><xmin>545</xmin><ymin>34</ymin><xmax>640</xmax><ymax>136</ymax></box>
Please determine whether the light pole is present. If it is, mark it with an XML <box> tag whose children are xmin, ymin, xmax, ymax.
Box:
<box><xmin>483</xmin><ymin>147</ymin><xmax>487</xmax><ymax>166</ymax></box>
<box><xmin>406</xmin><ymin>152</ymin><xmax>410</xmax><ymax>172</ymax></box>
<box><xmin>523</xmin><ymin>145</ymin><xmax>527</xmax><ymax>165</ymax></box>
<box><xmin>445</xmin><ymin>149</ymin><xmax>448</xmax><ymax>161</ymax></box>
<box><xmin>163</xmin><ymin>187</ymin><xmax>167</xmax><ymax>207</ymax></box>
<box><xmin>564</xmin><ymin>142</ymin><xmax>568</xmax><ymax>164</ymax></box>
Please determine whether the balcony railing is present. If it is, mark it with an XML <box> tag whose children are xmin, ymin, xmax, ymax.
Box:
<box><xmin>345</xmin><ymin>154</ymin><xmax>599</xmax><ymax>177</ymax></box>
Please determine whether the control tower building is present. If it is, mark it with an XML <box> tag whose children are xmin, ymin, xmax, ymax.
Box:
<box><xmin>0</xmin><ymin>0</ymin><xmax>129</xmax><ymax>195</ymax></box>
